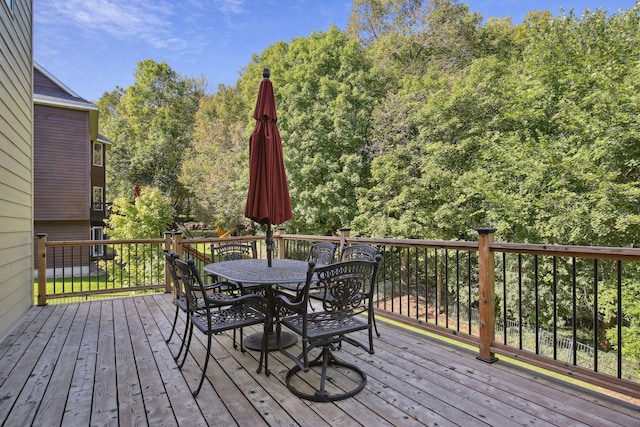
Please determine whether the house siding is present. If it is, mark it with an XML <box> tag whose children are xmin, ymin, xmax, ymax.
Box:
<box><xmin>34</xmin><ymin>105</ymin><xmax>90</xmax><ymax>220</ymax></box>
<box><xmin>0</xmin><ymin>0</ymin><xmax>34</xmax><ymax>338</ymax></box>
<box><xmin>33</xmin><ymin>67</ymin><xmax>65</xmax><ymax>94</ymax></box>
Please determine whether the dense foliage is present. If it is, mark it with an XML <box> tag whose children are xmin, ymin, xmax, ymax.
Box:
<box><xmin>97</xmin><ymin>60</ymin><xmax>205</xmax><ymax>215</ymax></box>
<box><xmin>100</xmin><ymin>187</ymin><xmax>175</xmax><ymax>287</ymax></box>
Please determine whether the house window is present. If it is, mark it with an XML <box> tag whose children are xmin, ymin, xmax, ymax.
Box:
<box><xmin>93</xmin><ymin>186</ymin><xmax>104</xmax><ymax>211</ymax></box>
<box><xmin>91</xmin><ymin>227</ymin><xmax>104</xmax><ymax>257</ymax></box>
<box><xmin>93</xmin><ymin>142</ymin><xmax>103</xmax><ymax>167</ymax></box>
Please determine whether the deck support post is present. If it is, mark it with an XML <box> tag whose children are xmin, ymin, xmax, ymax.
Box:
<box><xmin>163</xmin><ymin>232</ymin><xmax>173</xmax><ymax>293</ymax></box>
<box><xmin>172</xmin><ymin>231</ymin><xmax>183</xmax><ymax>258</ymax></box>
<box><xmin>477</xmin><ymin>227</ymin><xmax>498</xmax><ymax>363</ymax></box>
<box><xmin>276</xmin><ymin>227</ymin><xmax>286</xmax><ymax>259</ymax></box>
<box><xmin>339</xmin><ymin>228</ymin><xmax>350</xmax><ymax>260</ymax></box>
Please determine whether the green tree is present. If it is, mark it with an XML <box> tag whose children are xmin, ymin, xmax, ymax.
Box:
<box><xmin>179</xmin><ymin>84</ymin><xmax>250</xmax><ymax>230</ymax></box>
<box><xmin>100</xmin><ymin>187</ymin><xmax>175</xmax><ymax>287</ymax></box>
<box><xmin>98</xmin><ymin>59</ymin><xmax>204</xmax><ymax>214</ymax></box>
<box><xmin>273</xmin><ymin>27</ymin><xmax>380</xmax><ymax>235</ymax></box>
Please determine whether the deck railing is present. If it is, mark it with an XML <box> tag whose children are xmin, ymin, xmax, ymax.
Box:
<box><xmin>36</xmin><ymin>229</ymin><xmax>640</xmax><ymax>399</ymax></box>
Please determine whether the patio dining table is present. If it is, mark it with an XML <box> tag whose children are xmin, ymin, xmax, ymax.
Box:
<box><xmin>204</xmin><ymin>258</ymin><xmax>312</xmax><ymax>351</ymax></box>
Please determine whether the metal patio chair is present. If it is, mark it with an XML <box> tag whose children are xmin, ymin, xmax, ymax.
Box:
<box><xmin>210</xmin><ymin>241</ymin><xmax>257</xmax><ymax>262</ymax></box>
<box><xmin>164</xmin><ymin>250</ymin><xmax>235</xmax><ymax>363</ymax></box>
<box><xmin>274</xmin><ymin>255</ymin><xmax>382</xmax><ymax>402</ymax></box>
<box><xmin>278</xmin><ymin>241</ymin><xmax>337</xmax><ymax>294</ymax></box>
<box><xmin>174</xmin><ymin>258</ymin><xmax>267</xmax><ymax>397</ymax></box>
<box><xmin>338</xmin><ymin>243</ymin><xmax>382</xmax><ymax>337</ymax></box>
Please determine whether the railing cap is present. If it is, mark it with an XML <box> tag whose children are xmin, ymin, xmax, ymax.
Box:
<box><xmin>476</xmin><ymin>227</ymin><xmax>497</xmax><ymax>235</ymax></box>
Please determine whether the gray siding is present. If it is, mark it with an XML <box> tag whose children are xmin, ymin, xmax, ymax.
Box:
<box><xmin>0</xmin><ymin>0</ymin><xmax>34</xmax><ymax>337</ymax></box>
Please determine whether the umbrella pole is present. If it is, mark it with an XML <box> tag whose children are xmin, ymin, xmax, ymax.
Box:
<box><xmin>266</xmin><ymin>223</ymin><xmax>273</xmax><ymax>267</ymax></box>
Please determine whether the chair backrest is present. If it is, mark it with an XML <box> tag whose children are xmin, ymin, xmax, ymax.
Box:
<box><xmin>339</xmin><ymin>244</ymin><xmax>380</xmax><ymax>262</ymax></box>
<box><xmin>174</xmin><ymin>258</ymin><xmax>206</xmax><ymax>313</ymax></box>
<box><xmin>307</xmin><ymin>242</ymin><xmax>337</xmax><ymax>265</ymax></box>
<box><xmin>311</xmin><ymin>255</ymin><xmax>382</xmax><ymax>314</ymax></box>
<box><xmin>210</xmin><ymin>241</ymin><xmax>257</xmax><ymax>262</ymax></box>
<box><xmin>164</xmin><ymin>250</ymin><xmax>182</xmax><ymax>297</ymax></box>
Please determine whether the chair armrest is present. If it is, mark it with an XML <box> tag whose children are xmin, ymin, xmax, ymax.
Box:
<box><xmin>274</xmin><ymin>292</ymin><xmax>306</xmax><ymax>313</ymax></box>
<box><xmin>204</xmin><ymin>289</ymin><xmax>263</xmax><ymax>307</ymax></box>
<box><xmin>203</xmin><ymin>273</ymin><xmax>248</xmax><ymax>292</ymax></box>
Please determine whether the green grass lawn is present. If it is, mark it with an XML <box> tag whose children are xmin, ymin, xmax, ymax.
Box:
<box><xmin>33</xmin><ymin>274</ymin><xmax>156</xmax><ymax>304</ymax></box>
<box><xmin>34</xmin><ymin>274</ymin><xmax>110</xmax><ymax>295</ymax></box>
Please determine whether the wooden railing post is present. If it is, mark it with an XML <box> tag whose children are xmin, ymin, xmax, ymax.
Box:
<box><xmin>37</xmin><ymin>233</ymin><xmax>48</xmax><ymax>306</ymax></box>
<box><xmin>339</xmin><ymin>228</ymin><xmax>350</xmax><ymax>260</ymax></box>
<box><xmin>163</xmin><ymin>232</ymin><xmax>173</xmax><ymax>293</ymax></box>
<box><xmin>276</xmin><ymin>227</ymin><xmax>286</xmax><ymax>259</ymax></box>
<box><xmin>477</xmin><ymin>227</ymin><xmax>498</xmax><ymax>363</ymax></box>
<box><xmin>172</xmin><ymin>231</ymin><xmax>183</xmax><ymax>258</ymax></box>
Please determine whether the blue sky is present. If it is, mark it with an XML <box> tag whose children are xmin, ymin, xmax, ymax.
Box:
<box><xmin>34</xmin><ymin>0</ymin><xmax>636</xmax><ymax>102</ymax></box>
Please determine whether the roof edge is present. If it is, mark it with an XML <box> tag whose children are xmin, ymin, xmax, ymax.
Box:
<box><xmin>33</xmin><ymin>96</ymin><xmax>99</xmax><ymax>111</ymax></box>
<box><xmin>34</xmin><ymin>61</ymin><xmax>83</xmax><ymax>99</ymax></box>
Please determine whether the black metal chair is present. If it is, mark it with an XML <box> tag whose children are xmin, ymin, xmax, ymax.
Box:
<box><xmin>338</xmin><ymin>244</ymin><xmax>382</xmax><ymax>337</ymax></box>
<box><xmin>339</xmin><ymin>243</ymin><xmax>380</xmax><ymax>262</ymax></box>
<box><xmin>164</xmin><ymin>250</ymin><xmax>189</xmax><ymax>360</ymax></box>
<box><xmin>274</xmin><ymin>255</ymin><xmax>382</xmax><ymax>402</ymax></box>
<box><xmin>308</xmin><ymin>241</ymin><xmax>338</xmax><ymax>265</ymax></box>
<box><xmin>210</xmin><ymin>241</ymin><xmax>257</xmax><ymax>262</ymax></box>
<box><xmin>164</xmin><ymin>250</ymin><xmax>235</xmax><ymax>363</ymax></box>
<box><xmin>278</xmin><ymin>241</ymin><xmax>337</xmax><ymax>294</ymax></box>
<box><xmin>174</xmin><ymin>258</ymin><xmax>267</xmax><ymax>397</ymax></box>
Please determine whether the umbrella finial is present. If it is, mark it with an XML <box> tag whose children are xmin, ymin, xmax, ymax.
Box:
<box><xmin>263</xmin><ymin>68</ymin><xmax>270</xmax><ymax>79</ymax></box>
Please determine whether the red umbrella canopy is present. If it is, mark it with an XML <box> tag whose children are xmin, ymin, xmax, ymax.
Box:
<box><xmin>244</xmin><ymin>71</ymin><xmax>293</xmax><ymax>226</ymax></box>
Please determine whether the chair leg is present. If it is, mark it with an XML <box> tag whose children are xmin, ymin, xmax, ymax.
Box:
<box><xmin>166</xmin><ymin>305</ymin><xmax>179</xmax><ymax>343</ymax></box>
<box><xmin>193</xmin><ymin>333</ymin><xmax>212</xmax><ymax>397</ymax></box>
<box><xmin>284</xmin><ymin>346</ymin><xmax>367</xmax><ymax>402</ymax></box>
<box><xmin>373</xmin><ymin>313</ymin><xmax>380</xmax><ymax>337</ymax></box>
<box><xmin>233</xmin><ymin>328</ymin><xmax>239</xmax><ymax>350</ymax></box>
<box><xmin>257</xmin><ymin>320</ymin><xmax>270</xmax><ymax>375</ymax></box>
<box><xmin>174</xmin><ymin>314</ymin><xmax>190</xmax><ymax>362</ymax></box>
<box><xmin>178</xmin><ymin>321</ymin><xmax>194</xmax><ymax>369</ymax></box>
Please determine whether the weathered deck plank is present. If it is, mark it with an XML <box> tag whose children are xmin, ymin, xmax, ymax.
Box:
<box><xmin>4</xmin><ymin>303</ymin><xmax>79</xmax><ymax>426</ymax></box>
<box><xmin>32</xmin><ymin>302</ymin><xmax>90</xmax><ymax>426</ymax></box>
<box><xmin>114</xmin><ymin>298</ymin><xmax>148</xmax><ymax>426</ymax></box>
<box><xmin>0</xmin><ymin>304</ymin><xmax>65</xmax><ymax>422</ymax></box>
<box><xmin>141</xmin><ymin>295</ymin><xmax>212</xmax><ymax>426</ymax></box>
<box><xmin>61</xmin><ymin>300</ymin><xmax>101</xmax><ymax>426</ymax></box>
<box><xmin>0</xmin><ymin>293</ymin><xmax>638</xmax><ymax>427</ymax></box>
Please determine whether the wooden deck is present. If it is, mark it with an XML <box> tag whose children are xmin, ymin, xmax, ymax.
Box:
<box><xmin>0</xmin><ymin>293</ymin><xmax>639</xmax><ymax>427</ymax></box>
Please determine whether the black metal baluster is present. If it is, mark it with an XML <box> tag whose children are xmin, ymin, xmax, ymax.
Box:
<box><xmin>503</xmin><ymin>252</ymin><xmax>507</xmax><ymax>345</ymax></box>
<box><xmin>553</xmin><ymin>256</ymin><xmax>558</xmax><ymax>360</ymax></box>
<box><xmin>535</xmin><ymin>255</ymin><xmax>539</xmax><ymax>355</ymax></box>
<box><xmin>572</xmin><ymin>257</ymin><xmax>577</xmax><ymax>365</ymax></box>
<box><xmin>617</xmin><ymin>260</ymin><xmax>622</xmax><ymax>379</ymax></box>
<box><xmin>518</xmin><ymin>254</ymin><xmax>523</xmax><ymax>350</ymax></box>
<box><xmin>593</xmin><ymin>259</ymin><xmax>599</xmax><ymax>372</ymax></box>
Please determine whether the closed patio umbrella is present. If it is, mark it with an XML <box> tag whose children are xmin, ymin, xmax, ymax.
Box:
<box><xmin>244</xmin><ymin>68</ymin><xmax>293</xmax><ymax>266</ymax></box>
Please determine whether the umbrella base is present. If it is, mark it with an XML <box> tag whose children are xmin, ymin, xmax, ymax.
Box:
<box><xmin>245</xmin><ymin>331</ymin><xmax>297</xmax><ymax>351</ymax></box>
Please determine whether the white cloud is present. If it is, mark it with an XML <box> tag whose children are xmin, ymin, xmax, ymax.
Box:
<box><xmin>35</xmin><ymin>0</ymin><xmax>180</xmax><ymax>50</ymax></box>
<box><xmin>212</xmin><ymin>0</ymin><xmax>245</xmax><ymax>15</ymax></box>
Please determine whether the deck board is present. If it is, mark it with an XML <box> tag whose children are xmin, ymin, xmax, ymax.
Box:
<box><xmin>61</xmin><ymin>300</ymin><xmax>101</xmax><ymax>426</ymax></box>
<box><xmin>0</xmin><ymin>293</ymin><xmax>638</xmax><ymax>426</ymax></box>
<box><xmin>32</xmin><ymin>302</ymin><xmax>89</xmax><ymax>426</ymax></box>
